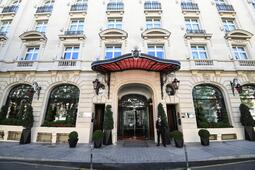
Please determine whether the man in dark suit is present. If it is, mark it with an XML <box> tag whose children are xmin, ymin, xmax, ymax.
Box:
<box><xmin>156</xmin><ymin>117</ymin><xmax>166</xmax><ymax>147</ymax></box>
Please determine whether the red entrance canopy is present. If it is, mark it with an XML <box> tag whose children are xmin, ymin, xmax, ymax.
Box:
<box><xmin>91</xmin><ymin>52</ymin><xmax>181</xmax><ymax>74</ymax></box>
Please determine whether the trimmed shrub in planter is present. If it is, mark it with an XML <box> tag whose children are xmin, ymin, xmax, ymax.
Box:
<box><xmin>0</xmin><ymin>105</ymin><xmax>8</xmax><ymax>122</ymax></box>
<box><xmin>68</xmin><ymin>131</ymin><xmax>79</xmax><ymax>148</ymax></box>
<box><xmin>170</xmin><ymin>130</ymin><xmax>183</xmax><ymax>148</ymax></box>
<box><xmin>158</xmin><ymin>103</ymin><xmax>170</xmax><ymax>145</ymax></box>
<box><xmin>198</xmin><ymin>129</ymin><xmax>210</xmax><ymax>146</ymax></box>
<box><xmin>240</xmin><ymin>104</ymin><xmax>255</xmax><ymax>141</ymax></box>
<box><xmin>103</xmin><ymin>105</ymin><xmax>113</xmax><ymax>145</ymax></box>
<box><xmin>20</xmin><ymin>105</ymin><xmax>34</xmax><ymax>144</ymax></box>
<box><xmin>93</xmin><ymin>130</ymin><xmax>103</xmax><ymax>148</ymax></box>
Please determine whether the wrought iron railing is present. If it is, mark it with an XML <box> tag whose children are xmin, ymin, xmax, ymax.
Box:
<box><xmin>144</xmin><ymin>1</ymin><xmax>161</xmax><ymax>10</ymax></box>
<box><xmin>58</xmin><ymin>60</ymin><xmax>77</xmax><ymax>66</ymax></box>
<box><xmin>64</xmin><ymin>30</ymin><xmax>84</xmax><ymax>35</ymax></box>
<box><xmin>36</xmin><ymin>5</ymin><xmax>53</xmax><ymax>13</ymax></box>
<box><xmin>194</xmin><ymin>60</ymin><xmax>214</xmax><ymax>66</ymax></box>
<box><xmin>216</xmin><ymin>4</ymin><xmax>235</xmax><ymax>12</ymax></box>
<box><xmin>17</xmin><ymin>61</ymin><xmax>34</xmax><ymax>67</ymax></box>
<box><xmin>1</xmin><ymin>5</ymin><xmax>18</xmax><ymax>13</ymax></box>
<box><xmin>0</xmin><ymin>32</ymin><xmax>7</xmax><ymax>36</ymax></box>
<box><xmin>238</xmin><ymin>60</ymin><xmax>255</xmax><ymax>66</ymax></box>
<box><xmin>186</xmin><ymin>29</ymin><xmax>206</xmax><ymax>34</ymax></box>
<box><xmin>70</xmin><ymin>3</ymin><xmax>88</xmax><ymax>12</ymax></box>
<box><xmin>181</xmin><ymin>2</ymin><xmax>199</xmax><ymax>11</ymax></box>
<box><xmin>107</xmin><ymin>2</ymin><xmax>124</xmax><ymax>11</ymax></box>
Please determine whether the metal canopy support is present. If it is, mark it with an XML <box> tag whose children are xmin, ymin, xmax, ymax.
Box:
<box><xmin>104</xmin><ymin>72</ymin><xmax>111</xmax><ymax>99</ymax></box>
<box><xmin>160</xmin><ymin>72</ymin><xmax>164</xmax><ymax>100</ymax></box>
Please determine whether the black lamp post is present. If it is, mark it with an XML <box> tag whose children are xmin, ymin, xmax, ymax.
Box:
<box><xmin>230</xmin><ymin>78</ymin><xmax>242</xmax><ymax>95</ymax></box>
<box><xmin>172</xmin><ymin>78</ymin><xmax>180</xmax><ymax>90</ymax></box>
<box><xmin>93</xmin><ymin>79</ymin><xmax>105</xmax><ymax>95</ymax></box>
<box><xmin>32</xmin><ymin>82</ymin><xmax>41</xmax><ymax>100</ymax></box>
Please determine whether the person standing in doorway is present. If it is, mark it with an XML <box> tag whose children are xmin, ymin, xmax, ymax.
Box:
<box><xmin>156</xmin><ymin>117</ymin><xmax>166</xmax><ymax>147</ymax></box>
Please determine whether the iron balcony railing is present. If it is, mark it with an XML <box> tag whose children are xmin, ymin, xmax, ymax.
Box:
<box><xmin>216</xmin><ymin>4</ymin><xmax>235</xmax><ymax>12</ymax></box>
<box><xmin>0</xmin><ymin>32</ymin><xmax>7</xmax><ymax>36</ymax></box>
<box><xmin>181</xmin><ymin>2</ymin><xmax>199</xmax><ymax>11</ymax></box>
<box><xmin>186</xmin><ymin>29</ymin><xmax>206</xmax><ymax>34</ymax></box>
<box><xmin>70</xmin><ymin>3</ymin><xmax>88</xmax><ymax>12</ymax></box>
<box><xmin>36</xmin><ymin>5</ymin><xmax>53</xmax><ymax>13</ymax></box>
<box><xmin>1</xmin><ymin>5</ymin><xmax>18</xmax><ymax>13</ymax></box>
<box><xmin>64</xmin><ymin>30</ymin><xmax>84</xmax><ymax>35</ymax></box>
<box><xmin>107</xmin><ymin>2</ymin><xmax>124</xmax><ymax>11</ymax></box>
<box><xmin>144</xmin><ymin>1</ymin><xmax>162</xmax><ymax>10</ymax></box>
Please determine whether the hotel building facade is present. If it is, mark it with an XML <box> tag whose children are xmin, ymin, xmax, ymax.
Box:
<box><xmin>0</xmin><ymin>0</ymin><xmax>255</xmax><ymax>144</ymax></box>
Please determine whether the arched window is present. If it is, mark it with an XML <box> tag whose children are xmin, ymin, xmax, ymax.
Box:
<box><xmin>193</xmin><ymin>84</ymin><xmax>230</xmax><ymax>128</ymax></box>
<box><xmin>43</xmin><ymin>84</ymin><xmax>80</xmax><ymax>127</ymax></box>
<box><xmin>240</xmin><ymin>84</ymin><xmax>255</xmax><ymax>120</ymax></box>
<box><xmin>4</xmin><ymin>84</ymin><xmax>34</xmax><ymax>120</ymax></box>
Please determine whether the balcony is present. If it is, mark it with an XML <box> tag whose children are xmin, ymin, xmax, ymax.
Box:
<box><xmin>70</xmin><ymin>3</ymin><xmax>88</xmax><ymax>14</ymax></box>
<box><xmin>193</xmin><ymin>60</ymin><xmax>214</xmax><ymax>66</ymax></box>
<box><xmin>1</xmin><ymin>5</ymin><xmax>18</xmax><ymax>15</ymax></box>
<box><xmin>106</xmin><ymin>2</ymin><xmax>124</xmax><ymax>15</ymax></box>
<box><xmin>59</xmin><ymin>30</ymin><xmax>86</xmax><ymax>40</ymax></box>
<box><xmin>35</xmin><ymin>5</ymin><xmax>53</xmax><ymax>16</ymax></box>
<box><xmin>58</xmin><ymin>60</ymin><xmax>78</xmax><ymax>67</ymax></box>
<box><xmin>184</xmin><ymin>29</ymin><xmax>212</xmax><ymax>39</ymax></box>
<box><xmin>237</xmin><ymin>60</ymin><xmax>255</xmax><ymax>67</ymax></box>
<box><xmin>216</xmin><ymin>4</ymin><xmax>235</xmax><ymax>15</ymax></box>
<box><xmin>17</xmin><ymin>60</ymin><xmax>35</xmax><ymax>67</ymax></box>
<box><xmin>0</xmin><ymin>32</ymin><xmax>7</xmax><ymax>41</ymax></box>
<box><xmin>144</xmin><ymin>1</ymin><xmax>162</xmax><ymax>14</ymax></box>
<box><xmin>181</xmin><ymin>2</ymin><xmax>199</xmax><ymax>13</ymax></box>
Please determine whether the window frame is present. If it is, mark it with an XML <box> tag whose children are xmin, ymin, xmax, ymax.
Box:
<box><xmin>191</xmin><ymin>44</ymin><xmax>208</xmax><ymax>60</ymax></box>
<box><xmin>24</xmin><ymin>46</ymin><xmax>39</xmax><ymax>61</ymax></box>
<box><xmin>147</xmin><ymin>44</ymin><xmax>165</xmax><ymax>59</ymax></box>
<box><xmin>105</xmin><ymin>44</ymin><xmax>122</xmax><ymax>59</ymax></box>
<box><xmin>222</xmin><ymin>18</ymin><xmax>236</xmax><ymax>32</ymax></box>
<box><xmin>35</xmin><ymin>20</ymin><xmax>48</xmax><ymax>33</ymax></box>
<box><xmin>63</xmin><ymin>46</ymin><xmax>80</xmax><ymax>60</ymax></box>
<box><xmin>146</xmin><ymin>17</ymin><xmax>161</xmax><ymax>29</ymax></box>
<box><xmin>185</xmin><ymin>18</ymin><xmax>201</xmax><ymax>31</ymax></box>
<box><xmin>68</xmin><ymin>19</ymin><xmax>85</xmax><ymax>32</ymax></box>
<box><xmin>232</xmin><ymin>45</ymin><xmax>249</xmax><ymax>60</ymax></box>
<box><xmin>107</xmin><ymin>17</ymin><xmax>123</xmax><ymax>29</ymax></box>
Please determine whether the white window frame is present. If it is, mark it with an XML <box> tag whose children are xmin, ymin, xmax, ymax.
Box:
<box><xmin>147</xmin><ymin>44</ymin><xmax>165</xmax><ymax>59</ymax></box>
<box><xmin>146</xmin><ymin>17</ymin><xmax>161</xmax><ymax>29</ymax></box>
<box><xmin>69</xmin><ymin>19</ymin><xmax>84</xmax><ymax>32</ymax></box>
<box><xmin>0</xmin><ymin>20</ymin><xmax>12</xmax><ymax>34</ymax></box>
<box><xmin>191</xmin><ymin>45</ymin><xmax>208</xmax><ymax>60</ymax></box>
<box><xmin>232</xmin><ymin>46</ymin><xmax>249</xmax><ymax>60</ymax></box>
<box><xmin>24</xmin><ymin>47</ymin><xmax>39</xmax><ymax>61</ymax></box>
<box><xmin>105</xmin><ymin>44</ymin><xmax>122</xmax><ymax>59</ymax></box>
<box><xmin>63</xmin><ymin>46</ymin><xmax>80</xmax><ymax>60</ymax></box>
<box><xmin>214</xmin><ymin>0</ymin><xmax>225</xmax><ymax>5</ymax></box>
<box><xmin>107</xmin><ymin>18</ymin><xmax>122</xmax><ymax>29</ymax></box>
<box><xmin>222</xmin><ymin>18</ymin><xmax>236</xmax><ymax>32</ymax></box>
<box><xmin>35</xmin><ymin>20</ymin><xmax>48</xmax><ymax>33</ymax></box>
<box><xmin>185</xmin><ymin>18</ymin><xmax>201</xmax><ymax>31</ymax></box>
<box><xmin>44</xmin><ymin>0</ymin><xmax>55</xmax><ymax>6</ymax></box>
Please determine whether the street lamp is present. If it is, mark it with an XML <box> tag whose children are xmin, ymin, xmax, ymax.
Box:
<box><xmin>92</xmin><ymin>79</ymin><xmax>105</xmax><ymax>95</ymax></box>
<box><xmin>172</xmin><ymin>78</ymin><xmax>180</xmax><ymax>90</ymax></box>
<box><xmin>230</xmin><ymin>78</ymin><xmax>242</xmax><ymax>95</ymax></box>
<box><xmin>32</xmin><ymin>82</ymin><xmax>41</xmax><ymax>100</ymax></box>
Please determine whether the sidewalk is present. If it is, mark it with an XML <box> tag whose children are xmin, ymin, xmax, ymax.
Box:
<box><xmin>0</xmin><ymin>140</ymin><xmax>255</xmax><ymax>164</ymax></box>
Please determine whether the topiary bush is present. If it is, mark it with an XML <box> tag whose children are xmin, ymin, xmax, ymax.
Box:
<box><xmin>22</xmin><ymin>105</ymin><xmax>34</xmax><ymax>129</ymax></box>
<box><xmin>198</xmin><ymin>129</ymin><xmax>210</xmax><ymax>138</ymax></box>
<box><xmin>170</xmin><ymin>130</ymin><xmax>183</xmax><ymax>140</ymax></box>
<box><xmin>93</xmin><ymin>130</ymin><xmax>103</xmax><ymax>141</ymax></box>
<box><xmin>69</xmin><ymin>131</ymin><xmax>78</xmax><ymax>140</ymax></box>
<box><xmin>103</xmin><ymin>105</ymin><xmax>114</xmax><ymax>130</ymax></box>
<box><xmin>157</xmin><ymin>103</ymin><xmax>168</xmax><ymax>129</ymax></box>
<box><xmin>0</xmin><ymin>105</ymin><xmax>8</xmax><ymax>122</ymax></box>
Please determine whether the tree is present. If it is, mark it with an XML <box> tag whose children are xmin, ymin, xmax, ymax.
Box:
<box><xmin>157</xmin><ymin>103</ymin><xmax>168</xmax><ymax>128</ymax></box>
<box><xmin>22</xmin><ymin>105</ymin><xmax>34</xmax><ymax>129</ymax></box>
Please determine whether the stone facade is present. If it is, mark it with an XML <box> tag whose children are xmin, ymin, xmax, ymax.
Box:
<box><xmin>0</xmin><ymin>0</ymin><xmax>255</xmax><ymax>143</ymax></box>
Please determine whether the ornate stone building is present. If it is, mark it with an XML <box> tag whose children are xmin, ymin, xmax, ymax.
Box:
<box><xmin>0</xmin><ymin>0</ymin><xmax>255</xmax><ymax>143</ymax></box>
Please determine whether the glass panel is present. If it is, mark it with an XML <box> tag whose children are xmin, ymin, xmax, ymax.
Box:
<box><xmin>240</xmin><ymin>85</ymin><xmax>255</xmax><ymax>120</ymax></box>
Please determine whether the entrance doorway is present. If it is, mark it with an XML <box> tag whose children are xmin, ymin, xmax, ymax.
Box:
<box><xmin>118</xmin><ymin>94</ymin><xmax>152</xmax><ymax>140</ymax></box>
<box><xmin>167</xmin><ymin>104</ymin><xmax>178</xmax><ymax>132</ymax></box>
<box><xmin>94</xmin><ymin>104</ymin><xmax>105</xmax><ymax>132</ymax></box>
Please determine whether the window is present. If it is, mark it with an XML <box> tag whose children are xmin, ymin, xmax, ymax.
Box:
<box><xmin>232</xmin><ymin>46</ymin><xmax>248</xmax><ymax>60</ymax></box>
<box><xmin>185</xmin><ymin>18</ymin><xmax>200</xmax><ymax>31</ymax></box>
<box><xmin>146</xmin><ymin>17</ymin><xmax>161</xmax><ymax>29</ymax></box>
<box><xmin>44</xmin><ymin>0</ymin><xmax>55</xmax><ymax>6</ymax></box>
<box><xmin>24</xmin><ymin>47</ymin><xmax>39</xmax><ymax>61</ymax></box>
<box><xmin>44</xmin><ymin>84</ymin><xmax>80</xmax><ymax>127</ymax></box>
<box><xmin>69</xmin><ymin>19</ymin><xmax>84</xmax><ymax>32</ymax></box>
<box><xmin>191</xmin><ymin>45</ymin><xmax>208</xmax><ymax>59</ymax></box>
<box><xmin>214</xmin><ymin>0</ymin><xmax>225</xmax><ymax>5</ymax></box>
<box><xmin>107</xmin><ymin>18</ymin><xmax>122</xmax><ymax>29</ymax></box>
<box><xmin>63</xmin><ymin>46</ymin><xmax>79</xmax><ymax>60</ymax></box>
<box><xmin>105</xmin><ymin>45</ymin><xmax>121</xmax><ymax>59</ymax></box>
<box><xmin>193</xmin><ymin>84</ymin><xmax>230</xmax><ymax>128</ymax></box>
<box><xmin>147</xmin><ymin>44</ymin><xmax>164</xmax><ymax>59</ymax></box>
<box><xmin>240</xmin><ymin>85</ymin><xmax>255</xmax><ymax>120</ymax></box>
<box><xmin>0</xmin><ymin>20</ymin><xmax>12</xmax><ymax>34</ymax></box>
<box><xmin>222</xmin><ymin>19</ymin><xmax>236</xmax><ymax>32</ymax></box>
<box><xmin>11</xmin><ymin>0</ymin><xmax>21</xmax><ymax>5</ymax></box>
<box><xmin>3</xmin><ymin>84</ymin><xmax>33</xmax><ymax>122</ymax></box>
<box><xmin>76</xmin><ymin>0</ymin><xmax>87</xmax><ymax>4</ymax></box>
<box><xmin>35</xmin><ymin>20</ymin><xmax>48</xmax><ymax>33</ymax></box>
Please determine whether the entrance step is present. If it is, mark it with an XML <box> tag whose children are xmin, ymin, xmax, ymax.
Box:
<box><xmin>122</xmin><ymin>140</ymin><xmax>149</xmax><ymax>148</ymax></box>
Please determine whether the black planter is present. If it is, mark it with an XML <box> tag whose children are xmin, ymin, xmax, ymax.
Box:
<box><xmin>165</xmin><ymin>129</ymin><xmax>171</xmax><ymax>145</ymax></box>
<box><xmin>94</xmin><ymin>140</ymin><xmax>102</xmax><ymax>148</ymax></box>
<box><xmin>103</xmin><ymin>130</ymin><xmax>112</xmax><ymax>145</ymax></box>
<box><xmin>200</xmin><ymin>137</ymin><xmax>210</xmax><ymax>146</ymax></box>
<box><xmin>244</xmin><ymin>126</ymin><xmax>255</xmax><ymax>141</ymax></box>
<box><xmin>174</xmin><ymin>139</ymin><xmax>183</xmax><ymax>148</ymax></box>
<box><xmin>20</xmin><ymin>129</ymin><xmax>31</xmax><ymax>144</ymax></box>
<box><xmin>68</xmin><ymin>139</ymin><xmax>78</xmax><ymax>148</ymax></box>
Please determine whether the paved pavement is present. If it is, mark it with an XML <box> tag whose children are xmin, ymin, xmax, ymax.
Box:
<box><xmin>0</xmin><ymin>140</ymin><xmax>255</xmax><ymax>164</ymax></box>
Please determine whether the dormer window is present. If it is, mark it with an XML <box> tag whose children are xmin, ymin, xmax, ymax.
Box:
<box><xmin>146</xmin><ymin>17</ymin><xmax>161</xmax><ymax>29</ymax></box>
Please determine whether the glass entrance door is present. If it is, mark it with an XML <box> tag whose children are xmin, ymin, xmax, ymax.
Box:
<box><xmin>118</xmin><ymin>94</ymin><xmax>149</xmax><ymax>139</ymax></box>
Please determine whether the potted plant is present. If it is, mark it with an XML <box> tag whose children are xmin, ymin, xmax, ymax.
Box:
<box><xmin>93</xmin><ymin>130</ymin><xmax>103</xmax><ymax>148</ymax></box>
<box><xmin>103</xmin><ymin>105</ymin><xmax>114</xmax><ymax>145</ymax></box>
<box><xmin>170</xmin><ymin>130</ymin><xmax>183</xmax><ymax>148</ymax></box>
<box><xmin>68</xmin><ymin>131</ymin><xmax>79</xmax><ymax>148</ymax></box>
<box><xmin>240</xmin><ymin>104</ymin><xmax>255</xmax><ymax>141</ymax></box>
<box><xmin>158</xmin><ymin>103</ymin><xmax>170</xmax><ymax>145</ymax></box>
<box><xmin>198</xmin><ymin>129</ymin><xmax>210</xmax><ymax>146</ymax></box>
<box><xmin>20</xmin><ymin>105</ymin><xmax>34</xmax><ymax>144</ymax></box>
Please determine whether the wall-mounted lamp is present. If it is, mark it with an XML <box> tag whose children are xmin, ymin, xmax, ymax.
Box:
<box><xmin>172</xmin><ymin>78</ymin><xmax>180</xmax><ymax>90</ymax></box>
<box><xmin>230</xmin><ymin>78</ymin><xmax>242</xmax><ymax>96</ymax></box>
<box><xmin>32</xmin><ymin>82</ymin><xmax>41</xmax><ymax>100</ymax></box>
<box><xmin>93</xmin><ymin>79</ymin><xmax>105</xmax><ymax>95</ymax></box>
<box><xmin>166</xmin><ymin>84</ymin><xmax>175</xmax><ymax>96</ymax></box>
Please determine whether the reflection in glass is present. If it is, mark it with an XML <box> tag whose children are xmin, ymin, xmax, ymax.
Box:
<box><xmin>240</xmin><ymin>85</ymin><xmax>255</xmax><ymax>120</ymax></box>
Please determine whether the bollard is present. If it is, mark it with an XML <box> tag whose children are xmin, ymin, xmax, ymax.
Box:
<box><xmin>184</xmin><ymin>144</ymin><xmax>191</xmax><ymax>170</ymax></box>
<box><xmin>90</xmin><ymin>144</ymin><xmax>93</xmax><ymax>170</ymax></box>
